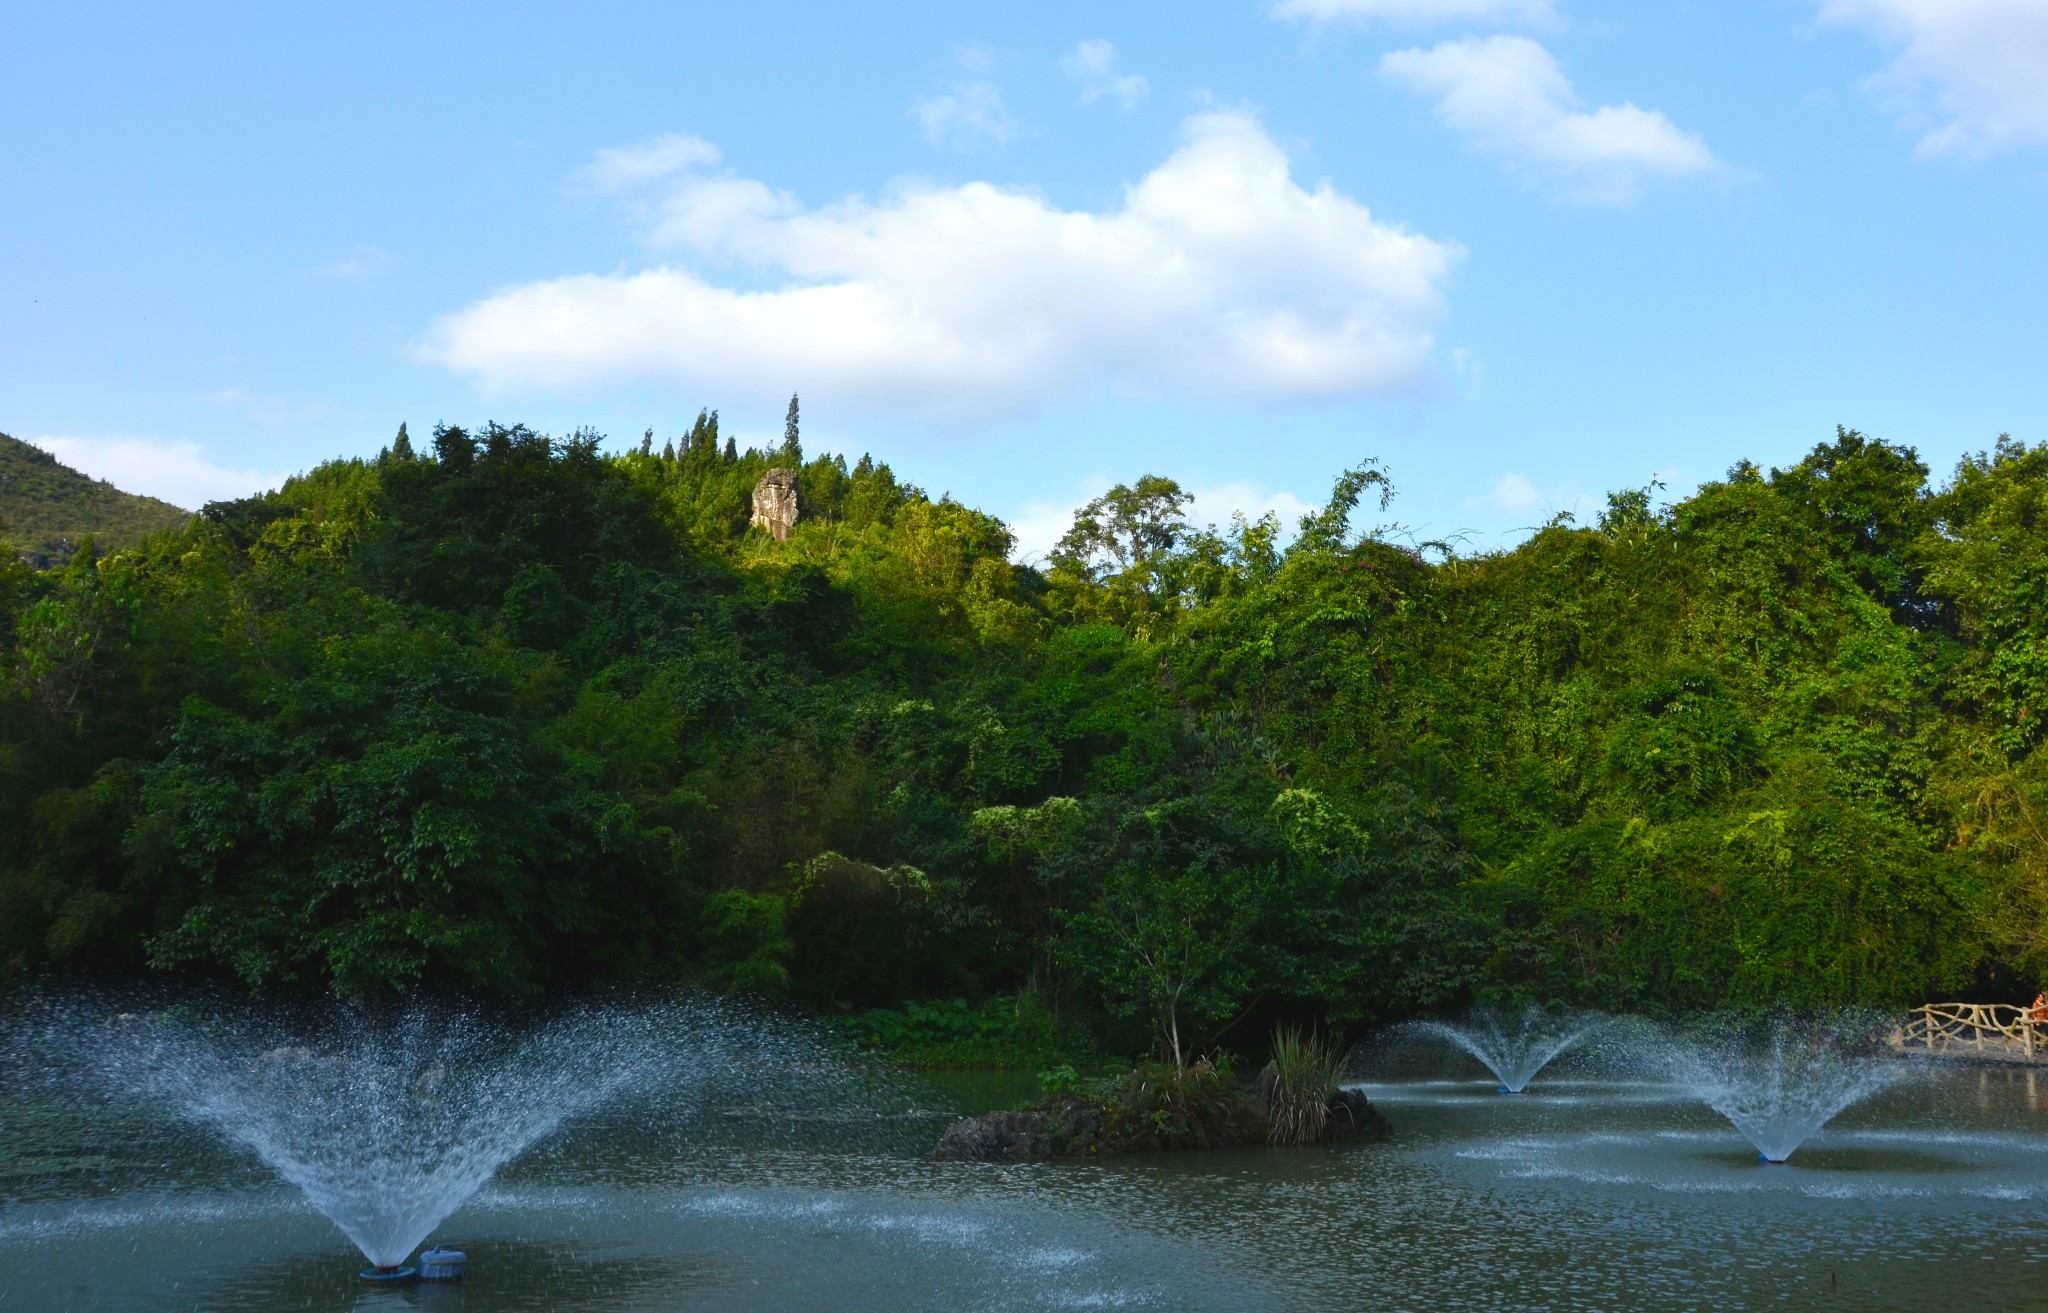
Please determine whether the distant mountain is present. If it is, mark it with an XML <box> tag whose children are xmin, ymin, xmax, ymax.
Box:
<box><xmin>0</xmin><ymin>432</ymin><xmax>191</xmax><ymax>566</ymax></box>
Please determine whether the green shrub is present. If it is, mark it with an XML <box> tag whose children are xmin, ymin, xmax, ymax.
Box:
<box><xmin>1059</xmin><ymin>1057</ymin><xmax>1262</xmax><ymax>1154</ymax></box>
<box><xmin>829</xmin><ymin>993</ymin><xmax>1081</xmax><ymax>1068</ymax></box>
<box><xmin>697</xmin><ymin>890</ymin><xmax>793</xmax><ymax>998</ymax></box>
<box><xmin>1036</xmin><ymin>1063</ymin><xmax>1079</xmax><ymax>1097</ymax></box>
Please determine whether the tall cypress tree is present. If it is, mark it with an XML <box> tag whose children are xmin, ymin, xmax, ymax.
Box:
<box><xmin>781</xmin><ymin>393</ymin><xmax>802</xmax><ymax>467</ymax></box>
<box><xmin>686</xmin><ymin>409</ymin><xmax>721</xmax><ymax>466</ymax></box>
<box><xmin>391</xmin><ymin>422</ymin><xmax>414</xmax><ymax>460</ymax></box>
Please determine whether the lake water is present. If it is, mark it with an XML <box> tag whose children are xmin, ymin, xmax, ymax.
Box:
<box><xmin>5</xmin><ymin>1060</ymin><xmax>2047</xmax><ymax>1311</ymax></box>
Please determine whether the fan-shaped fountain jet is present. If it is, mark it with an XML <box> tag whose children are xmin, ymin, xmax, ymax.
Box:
<box><xmin>1410</xmin><ymin>1006</ymin><xmax>1608</xmax><ymax>1093</ymax></box>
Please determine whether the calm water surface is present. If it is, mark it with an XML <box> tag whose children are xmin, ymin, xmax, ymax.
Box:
<box><xmin>5</xmin><ymin>1062</ymin><xmax>2048</xmax><ymax>1311</ymax></box>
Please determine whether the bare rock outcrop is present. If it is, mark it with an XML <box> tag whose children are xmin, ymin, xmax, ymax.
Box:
<box><xmin>751</xmin><ymin>469</ymin><xmax>799</xmax><ymax>541</ymax></box>
<box><xmin>1324</xmin><ymin>1088</ymin><xmax>1394</xmax><ymax>1142</ymax></box>
<box><xmin>934</xmin><ymin>1109</ymin><xmax>1053</xmax><ymax>1161</ymax></box>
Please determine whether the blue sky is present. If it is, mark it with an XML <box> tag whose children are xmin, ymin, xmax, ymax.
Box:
<box><xmin>5</xmin><ymin>0</ymin><xmax>2045</xmax><ymax>558</ymax></box>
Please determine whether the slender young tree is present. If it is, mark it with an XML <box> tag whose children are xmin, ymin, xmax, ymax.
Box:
<box><xmin>781</xmin><ymin>393</ymin><xmax>802</xmax><ymax>467</ymax></box>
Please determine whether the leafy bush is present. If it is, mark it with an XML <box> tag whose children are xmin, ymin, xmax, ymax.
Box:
<box><xmin>1036</xmin><ymin>1063</ymin><xmax>1079</xmax><ymax>1097</ymax></box>
<box><xmin>695</xmin><ymin>890</ymin><xmax>792</xmax><ymax>998</ymax></box>
<box><xmin>1057</xmin><ymin>1057</ymin><xmax>1262</xmax><ymax>1154</ymax></box>
<box><xmin>829</xmin><ymin>994</ymin><xmax>1077</xmax><ymax>1068</ymax></box>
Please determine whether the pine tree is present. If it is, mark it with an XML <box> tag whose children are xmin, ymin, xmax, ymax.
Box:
<box><xmin>432</xmin><ymin>424</ymin><xmax>475</xmax><ymax>472</ymax></box>
<box><xmin>639</xmin><ymin>428</ymin><xmax>654</xmax><ymax>457</ymax></box>
<box><xmin>686</xmin><ymin>409</ymin><xmax>721</xmax><ymax>465</ymax></box>
<box><xmin>781</xmin><ymin>393</ymin><xmax>802</xmax><ymax>467</ymax></box>
<box><xmin>722</xmin><ymin>437</ymin><xmax>737</xmax><ymax>462</ymax></box>
<box><xmin>391</xmin><ymin>422</ymin><xmax>414</xmax><ymax>460</ymax></box>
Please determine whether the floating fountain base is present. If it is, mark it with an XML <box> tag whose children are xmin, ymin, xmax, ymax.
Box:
<box><xmin>1758</xmin><ymin>1155</ymin><xmax>1789</xmax><ymax>1165</ymax></box>
<box><xmin>1497</xmin><ymin>1087</ymin><xmax>1521</xmax><ymax>1095</ymax></box>
<box><xmin>419</xmin><ymin>1245</ymin><xmax>467</xmax><ymax>1281</ymax></box>
<box><xmin>359</xmin><ymin>1265</ymin><xmax>418</xmax><ymax>1282</ymax></box>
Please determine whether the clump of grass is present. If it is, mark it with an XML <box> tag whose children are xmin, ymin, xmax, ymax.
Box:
<box><xmin>1055</xmin><ymin>1055</ymin><xmax>1261</xmax><ymax>1154</ymax></box>
<box><xmin>1258</xmin><ymin>1026</ymin><xmax>1351</xmax><ymax>1146</ymax></box>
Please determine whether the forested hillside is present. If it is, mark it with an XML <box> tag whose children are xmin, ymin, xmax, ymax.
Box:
<box><xmin>0</xmin><ymin>433</ymin><xmax>191</xmax><ymax>566</ymax></box>
<box><xmin>2</xmin><ymin>413</ymin><xmax>2042</xmax><ymax>1048</ymax></box>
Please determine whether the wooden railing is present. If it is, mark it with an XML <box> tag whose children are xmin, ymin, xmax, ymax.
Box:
<box><xmin>1896</xmin><ymin>1003</ymin><xmax>2042</xmax><ymax>1060</ymax></box>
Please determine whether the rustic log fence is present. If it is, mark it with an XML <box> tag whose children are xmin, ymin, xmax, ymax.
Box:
<box><xmin>1894</xmin><ymin>1003</ymin><xmax>2046</xmax><ymax>1062</ymax></box>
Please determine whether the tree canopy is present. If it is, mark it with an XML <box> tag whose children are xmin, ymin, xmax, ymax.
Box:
<box><xmin>1</xmin><ymin>419</ymin><xmax>2042</xmax><ymax>1050</ymax></box>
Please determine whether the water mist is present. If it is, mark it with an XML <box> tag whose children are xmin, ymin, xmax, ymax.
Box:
<box><xmin>82</xmin><ymin>995</ymin><xmax>752</xmax><ymax>1269</ymax></box>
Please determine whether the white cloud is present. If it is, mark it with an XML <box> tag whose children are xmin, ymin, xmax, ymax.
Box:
<box><xmin>912</xmin><ymin>81</ymin><xmax>1020</xmax><ymax>149</ymax></box>
<box><xmin>581</xmin><ymin>133</ymin><xmax>722</xmax><ymax>190</ymax></box>
<box><xmin>1002</xmin><ymin>475</ymin><xmax>1318</xmax><ymax>565</ymax></box>
<box><xmin>1062</xmin><ymin>39</ymin><xmax>1150</xmax><ymax>109</ymax></box>
<box><xmin>1819</xmin><ymin>0</ymin><xmax>2048</xmax><ymax>158</ymax></box>
<box><xmin>1273</xmin><ymin>0</ymin><xmax>1554</xmax><ymax>25</ymax></box>
<box><xmin>1189</xmin><ymin>480</ymin><xmax>1321</xmax><ymax>535</ymax></box>
<box><xmin>200</xmin><ymin>388</ymin><xmax>331</xmax><ymax>429</ymax></box>
<box><xmin>1485</xmin><ymin>471</ymin><xmax>1542</xmax><ymax>511</ymax></box>
<box><xmin>307</xmin><ymin>244</ymin><xmax>393</xmax><ymax>281</ymax></box>
<box><xmin>953</xmin><ymin>43</ymin><xmax>997</xmax><ymax>76</ymax></box>
<box><xmin>419</xmin><ymin>111</ymin><xmax>1462</xmax><ymax>421</ymax></box>
<box><xmin>1381</xmin><ymin>36</ymin><xmax>1720</xmax><ymax>202</ymax></box>
<box><xmin>1463</xmin><ymin>471</ymin><xmax>1602</xmax><ymax>532</ymax></box>
<box><xmin>1005</xmin><ymin>477</ymin><xmax>1113</xmax><ymax>565</ymax></box>
<box><xmin>32</xmin><ymin>436</ymin><xmax>288</xmax><ymax>511</ymax></box>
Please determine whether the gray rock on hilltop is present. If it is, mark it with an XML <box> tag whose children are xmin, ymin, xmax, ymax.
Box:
<box><xmin>751</xmin><ymin>469</ymin><xmax>799</xmax><ymax>542</ymax></box>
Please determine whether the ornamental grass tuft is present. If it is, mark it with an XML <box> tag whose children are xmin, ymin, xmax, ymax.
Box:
<box><xmin>1259</xmin><ymin>1026</ymin><xmax>1351</xmax><ymax>1146</ymax></box>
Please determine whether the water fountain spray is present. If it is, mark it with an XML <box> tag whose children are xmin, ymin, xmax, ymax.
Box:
<box><xmin>83</xmin><ymin>994</ymin><xmax>753</xmax><ymax>1276</ymax></box>
<box><xmin>1669</xmin><ymin>1013</ymin><xmax>1897</xmax><ymax>1163</ymax></box>
<box><xmin>1408</xmin><ymin>1006</ymin><xmax>1608</xmax><ymax>1093</ymax></box>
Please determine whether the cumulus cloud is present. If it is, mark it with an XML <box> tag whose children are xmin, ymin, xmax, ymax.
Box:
<box><xmin>1273</xmin><ymin>0</ymin><xmax>1554</xmax><ymax>25</ymax></box>
<box><xmin>1189</xmin><ymin>480</ymin><xmax>1321</xmax><ymax>535</ymax></box>
<box><xmin>1005</xmin><ymin>478</ymin><xmax>1113</xmax><ymax>564</ymax></box>
<box><xmin>1062</xmin><ymin>39</ymin><xmax>1150</xmax><ymax>108</ymax></box>
<box><xmin>1004</xmin><ymin>475</ymin><xmax>1320</xmax><ymax>564</ymax></box>
<box><xmin>419</xmin><ymin>111</ymin><xmax>1462</xmax><ymax>421</ymax></box>
<box><xmin>1465</xmin><ymin>470</ymin><xmax>1601</xmax><ymax>529</ymax></box>
<box><xmin>1819</xmin><ymin>0</ymin><xmax>2048</xmax><ymax>158</ymax></box>
<box><xmin>33</xmin><ymin>436</ymin><xmax>288</xmax><ymax>511</ymax></box>
<box><xmin>912</xmin><ymin>82</ymin><xmax>1020</xmax><ymax>149</ymax></box>
<box><xmin>1486</xmin><ymin>471</ymin><xmax>1542</xmax><ymax>512</ymax></box>
<box><xmin>1381</xmin><ymin>36</ymin><xmax>1720</xmax><ymax>202</ymax></box>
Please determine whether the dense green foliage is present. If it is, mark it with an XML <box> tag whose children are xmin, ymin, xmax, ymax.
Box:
<box><xmin>828</xmin><ymin>995</ymin><xmax>1088</xmax><ymax>1069</ymax></box>
<box><xmin>0</xmin><ymin>433</ymin><xmax>191</xmax><ymax>566</ymax></box>
<box><xmin>4</xmin><ymin>414</ymin><xmax>2046</xmax><ymax>1052</ymax></box>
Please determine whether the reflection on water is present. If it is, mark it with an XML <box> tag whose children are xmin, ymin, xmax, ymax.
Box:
<box><xmin>7</xmin><ymin>1063</ymin><xmax>2048</xmax><ymax>1310</ymax></box>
